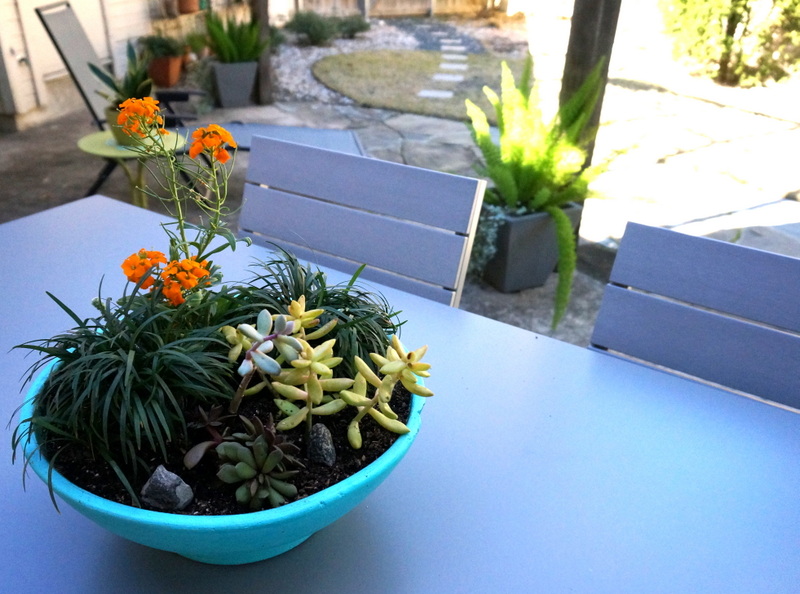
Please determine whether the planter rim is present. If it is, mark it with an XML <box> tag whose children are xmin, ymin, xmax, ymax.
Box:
<box><xmin>20</xmin><ymin>361</ymin><xmax>425</xmax><ymax>528</ymax></box>
<box><xmin>493</xmin><ymin>201</ymin><xmax>583</xmax><ymax>221</ymax></box>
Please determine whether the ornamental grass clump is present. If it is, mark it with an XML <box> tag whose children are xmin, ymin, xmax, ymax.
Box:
<box><xmin>12</xmin><ymin>97</ymin><xmax>432</xmax><ymax>513</ymax></box>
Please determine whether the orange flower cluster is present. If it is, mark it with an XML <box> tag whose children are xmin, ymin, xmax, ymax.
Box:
<box><xmin>117</xmin><ymin>97</ymin><xmax>167</xmax><ymax>138</ymax></box>
<box><xmin>161</xmin><ymin>258</ymin><xmax>211</xmax><ymax>306</ymax></box>
<box><xmin>121</xmin><ymin>250</ymin><xmax>210</xmax><ymax>306</ymax></box>
<box><xmin>189</xmin><ymin>124</ymin><xmax>237</xmax><ymax>163</ymax></box>
<box><xmin>121</xmin><ymin>249</ymin><xmax>168</xmax><ymax>289</ymax></box>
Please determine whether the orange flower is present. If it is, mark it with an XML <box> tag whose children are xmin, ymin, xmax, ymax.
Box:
<box><xmin>116</xmin><ymin>97</ymin><xmax>168</xmax><ymax>138</ymax></box>
<box><xmin>189</xmin><ymin>124</ymin><xmax>237</xmax><ymax>163</ymax></box>
<box><xmin>160</xmin><ymin>257</ymin><xmax>211</xmax><ymax>306</ymax></box>
<box><xmin>121</xmin><ymin>249</ymin><xmax>168</xmax><ymax>289</ymax></box>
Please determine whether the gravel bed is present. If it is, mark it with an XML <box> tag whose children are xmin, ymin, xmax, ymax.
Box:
<box><xmin>273</xmin><ymin>20</ymin><xmax>419</xmax><ymax>103</ymax></box>
<box><xmin>390</xmin><ymin>18</ymin><xmax>485</xmax><ymax>53</ymax></box>
<box><xmin>273</xmin><ymin>18</ymin><xmax>529</xmax><ymax>104</ymax></box>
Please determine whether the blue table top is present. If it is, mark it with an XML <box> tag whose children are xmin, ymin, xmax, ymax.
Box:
<box><xmin>1</xmin><ymin>197</ymin><xmax>798</xmax><ymax>593</ymax></box>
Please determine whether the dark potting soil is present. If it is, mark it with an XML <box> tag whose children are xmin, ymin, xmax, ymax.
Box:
<box><xmin>48</xmin><ymin>387</ymin><xmax>411</xmax><ymax>516</ymax></box>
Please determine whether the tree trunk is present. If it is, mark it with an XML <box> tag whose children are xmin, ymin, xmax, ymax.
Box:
<box><xmin>559</xmin><ymin>0</ymin><xmax>621</xmax><ymax>165</ymax></box>
<box><xmin>252</xmin><ymin>0</ymin><xmax>274</xmax><ymax>105</ymax></box>
<box><xmin>717</xmin><ymin>0</ymin><xmax>751</xmax><ymax>86</ymax></box>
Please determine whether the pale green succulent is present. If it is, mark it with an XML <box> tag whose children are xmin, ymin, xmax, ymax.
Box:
<box><xmin>340</xmin><ymin>335</ymin><xmax>432</xmax><ymax>449</ymax></box>
<box><xmin>223</xmin><ymin>310</ymin><xmax>304</xmax><ymax>414</ymax></box>
<box><xmin>215</xmin><ymin>416</ymin><xmax>300</xmax><ymax>510</ymax></box>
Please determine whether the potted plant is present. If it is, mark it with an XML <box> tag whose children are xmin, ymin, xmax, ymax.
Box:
<box><xmin>12</xmin><ymin>98</ymin><xmax>433</xmax><ymax>564</ymax></box>
<box><xmin>89</xmin><ymin>41</ymin><xmax>153</xmax><ymax>145</ymax></box>
<box><xmin>185</xmin><ymin>30</ymin><xmax>210</xmax><ymax>61</ymax></box>
<box><xmin>205</xmin><ymin>12</ymin><xmax>270</xmax><ymax>107</ymax></box>
<box><xmin>140</xmin><ymin>34</ymin><xmax>185</xmax><ymax>88</ymax></box>
<box><xmin>178</xmin><ymin>0</ymin><xmax>200</xmax><ymax>14</ymax></box>
<box><xmin>465</xmin><ymin>55</ymin><xmax>607</xmax><ymax>327</ymax></box>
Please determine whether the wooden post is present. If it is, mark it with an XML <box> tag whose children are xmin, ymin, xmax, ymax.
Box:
<box><xmin>559</xmin><ymin>0</ymin><xmax>621</xmax><ymax>164</ymax></box>
<box><xmin>252</xmin><ymin>0</ymin><xmax>274</xmax><ymax>105</ymax></box>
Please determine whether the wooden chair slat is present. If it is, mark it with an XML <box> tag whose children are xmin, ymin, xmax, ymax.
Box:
<box><xmin>241</xmin><ymin>185</ymin><xmax>469</xmax><ymax>288</ymax></box>
<box><xmin>239</xmin><ymin>137</ymin><xmax>486</xmax><ymax>307</ymax></box>
<box><xmin>591</xmin><ymin>222</ymin><xmax>800</xmax><ymax>408</ymax></box>
<box><xmin>245</xmin><ymin>136</ymin><xmax>484</xmax><ymax>233</ymax></box>
<box><xmin>610</xmin><ymin>223</ymin><xmax>800</xmax><ymax>333</ymax></box>
<box><xmin>592</xmin><ymin>286</ymin><xmax>800</xmax><ymax>408</ymax></box>
<box><xmin>242</xmin><ymin>231</ymin><xmax>456</xmax><ymax>305</ymax></box>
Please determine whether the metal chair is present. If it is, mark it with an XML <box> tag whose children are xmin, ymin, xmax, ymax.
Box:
<box><xmin>36</xmin><ymin>1</ymin><xmax>365</xmax><ymax>196</ymax></box>
<box><xmin>35</xmin><ymin>1</ymin><xmax>201</xmax><ymax>195</ymax></box>
<box><xmin>590</xmin><ymin>222</ymin><xmax>800</xmax><ymax>409</ymax></box>
<box><xmin>239</xmin><ymin>137</ymin><xmax>486</xmax><ymax>307</ymax></box>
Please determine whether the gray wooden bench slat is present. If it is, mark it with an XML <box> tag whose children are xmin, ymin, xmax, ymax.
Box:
<box><xmin>592</xmin><ymin>285</ymin><xmax>800</xmax><ymax>409</ymax></box>
<box><xmin>609</xmin><ymin>222</ymin><xmax>800</xmax><ymax>333</ymax></box>
<box><xmin>591</xmin><ymin>222</ymin><xmax>800</xmax><ymax>408</ymax></box>
<box><xmin>239</xmin><ymin>137</ymin><xmax>486</xmax><ymax>308</ymax></box>
<box><xmin>241</xmin><ymin>230</ymin><xmax>456</xmax><ymax>305</ymax></box>
<box><xmin>244</xmin><ymin>136</ymin><xmax>483</xmax><ymax>233</ymax></box>
<box><xmin>241</xmin><ymin>185</ymin><xmax>469</xmax><ymax>288</ymax></box>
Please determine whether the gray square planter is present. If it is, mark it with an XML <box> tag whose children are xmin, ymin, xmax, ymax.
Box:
<box><xmin>484</xmin><ymin>203</ymin><xmax>583</xmax><ymax>293</ymax></box>
<box><xmin>213</xmin><ymin>61</ymin><xmax>258</xmax><ymax>108</ymax></box>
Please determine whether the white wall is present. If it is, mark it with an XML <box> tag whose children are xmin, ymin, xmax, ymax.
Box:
<box><xmin>101</xmin><ymin>0</ymin><xmax>152</xmax><ymax>77</ymax></box>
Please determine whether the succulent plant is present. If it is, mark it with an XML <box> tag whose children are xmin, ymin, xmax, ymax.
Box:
<box><xmin>270</xmin><ymin>337</ymin><xmax>355</xmax><ymax>438</ymax></box>
<box><xmin>225</xmin><ymin>301</ymin><xmax>354</xmax><ymax>441</ymax></box>
<box><xmin>222</xmin><ymin>310</ymin><xmax>304</xmax><ymax>414</ymax></box>
<box><xmin>183</xmin><ymin>405</ymin><xmax>232</xmax><ymax>470</ymax></box>
<box><xmin>340</xmin><ymin>335</ymin><xmax>432</xmax><ymax>449</ymax></box>
<box><xmin>215</xmin><ymin>415</ymin><xmax>301</xmax><ymax>510</ymax></box>
<box><xmin>224</xmin><ymin>305</ymin><xmax>432</xmax><ymax>455</ymax></box>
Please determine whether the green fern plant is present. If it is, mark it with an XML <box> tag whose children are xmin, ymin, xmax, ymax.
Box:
<box><xmin>465</xmin><ymin>54</ymin><xmax>606</xmax><ymax>327</ymax></box>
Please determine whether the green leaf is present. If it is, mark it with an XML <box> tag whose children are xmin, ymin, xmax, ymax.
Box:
<box><xmin>235</xmin><ymin>461</ymin><xmax>257</xmax><ymax>480</ymax></box>
<box><xmin>217</xmin><ymin>464</ymin><xmax>242</xmax><ymax>484</ymax></box>
<box><xmin>545</xmin><ymin>205</ymin><xmax>578</xmax><ymax>328</ymax></box>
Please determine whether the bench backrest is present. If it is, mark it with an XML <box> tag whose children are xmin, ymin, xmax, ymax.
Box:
<box><xmin>590</xmin><ymin>222</ymin><xmax>800</xmax><ymax>408</ymax></box>
<box><xmin>239</xmin><ymin>136</ymin><xmax>486</xmax><ymax>307</ymax></box>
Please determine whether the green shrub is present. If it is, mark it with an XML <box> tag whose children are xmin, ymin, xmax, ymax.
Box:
<box><xmin>139</xmin><ymin>35</ymin><xmax>184</xmax><ymax>58</ymax></box>
<box><xmin>335</xmin><ymin>14</ymin><xmax>371</xmax><ymax>39</ymax></box>
<box><xmin>267</xmin><ymin>25</ymin><xmax>287</xmax><ymax>53</ymax></box>
<box><xmin>660</xmin><ymin>0</ymin><xmax>800</xmax><ymax>86</ymax></box>
<box><xmin>285</xmin><ymin>10</ymin><xmax>339</xmax><ymax>46</ymax></box>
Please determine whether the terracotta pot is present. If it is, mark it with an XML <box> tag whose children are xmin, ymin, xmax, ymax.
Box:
<box><xmin>147</xmin><ymin>56</ymin><xmax>182</xmax><ymax>88</ymax></box>
<box><xmin>178</xmin><ymin>0</ymin><xmax>200</xmax><ymax>14</ymax></box>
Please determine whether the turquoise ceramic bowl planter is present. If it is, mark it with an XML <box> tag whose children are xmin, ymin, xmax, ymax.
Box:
<box><xmin>20</xmin><ymin>367</ymin><xmax>424</xmax><ymax>565</ymax></box>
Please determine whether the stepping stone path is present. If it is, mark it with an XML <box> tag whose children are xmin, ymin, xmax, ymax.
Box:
<box><xmin>391</xmin><ymin>20</ymin><xmax>483</xmax><ymax>101</ymax></box>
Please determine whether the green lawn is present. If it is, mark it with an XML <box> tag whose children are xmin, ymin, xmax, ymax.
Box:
<box><xmin>312</xmin><ymin>50</ymin><xmax>527</xmax><ymax>123</ymax></box>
